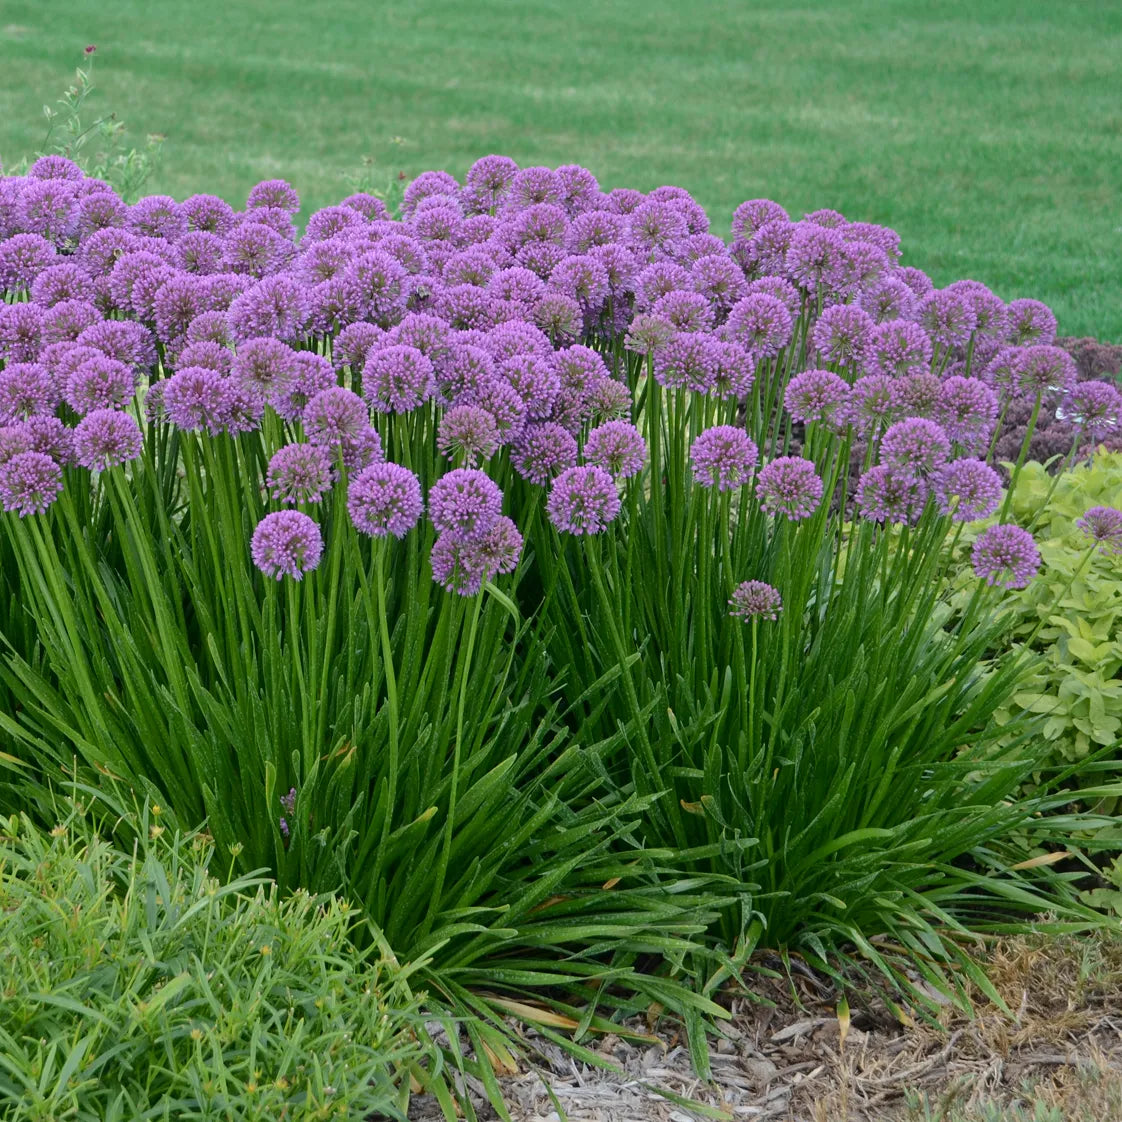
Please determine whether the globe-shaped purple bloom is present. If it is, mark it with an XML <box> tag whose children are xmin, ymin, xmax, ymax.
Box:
<box><xmin>728</xmin><ymin>580</ymin><xmax>782</xmax><ymax>621</ymax></box>
<box><xmin>0</xmin><ymin>363</ymin><xmax>57</xmax><ymax>423</ymax></box>
<box><xmin>303</xmin><ymin>386</ymin><xmax>370</xmax><ymax>444</ymax></box>
<box><xmin>1011</xmin><ymin>345</ymin><xmax>1078</xmax><ymax>399</ymax></box>
<box><xmin>731</xmin><ymin>199</ymin><xmax>789</xmax><ymax>240</ymax></box>
<box><xmin>65</xmin><ymin>354</ymin><xmax>137</xmax><ymax>415</ymax></box>
<box><xmin>1066</xmin><ymin>382</ymin><xmax>1121</xmax><ymax>441</ymax></box>
<box><xmin>932</xmin><ymin>459</ymin><xmax>1003</xmax><ymax>522</ymax></box>
<box><xmin>862</xmin><ymin>319</ymin><xmax>933</xmax><ymax>379</ymax></box>
<box><xmin>755</xmin><ymin>457</ymin><xmax>823</xmax><ymax>520</ymax></box>
<box><xmin>162</xmin><ymin>366</ymin><xmax>230</xmax><ymax>434</ymax></box>
<box><xmin>30</xmin><ymin>263</ymin><xmax>95</xmax><ymax>307</ymax></box>
<box><xmin>690</xmin><ymin>426</ymin><xmax>759</xmax><ymax>491</ymax></box>
<box><xmin>651</xmin><ymin>289</ymin><xmax>714</xmax><ymax>333</ymax></box>
<box><xmin>266</xmin><ymin>443</ymin><xmax>334</xmax><ymax>505</ymax></box>
<box><xmin>879</xmin><ymin>418</ymin><xmax>951</xmax><ymax>477</ymax></box>
<box><xmin>1076</xmin><ymin>507</ymin><xmax>1122</xmax><ymax>555</ymax></box>
<box><xmin>347</xmin><ymin>462</ymin><xmax>424</xmax><ymax>538</ymax></box>
<box><xmin>0</xmin><ymin>233</ymin><xmax>58</xmax><ymax>293</ymax></box>
<box><xmin>510</xmin><ymin>422</ymin><xmax>579</xmax><ymax>485</ymax></box>
<box><xmin>936</xmin><ymin>376</ymin><xmax>999</xmax><ymax>452</ymax></box>
<box><xmin>918</xmin><ymin>288</ymin><xmax>977</xmax><ymax>350</ymax></box>
<box><xmin>784</xmin><ymin>223</ymin><xmax>844</xmax><ymax>295</ymax></box>
<box><xmin>784</xmin><ymin>368</ymin><xmax>850</xmax><ymax>427</ymax></box>
<box><xmin>859</xmin><ymin>277</ymin><xmax>918</xmax><ymax>324</ymax></box>
<box><xmin>971</xmin><ymin>524</ymin><xmax>1041</xmax><ymax>589</ymax></box>
<box><xmin>546</xmin><ymin>465</ymin><xmax>620</xmax><ymax>535</ymax></box>
<box><xmin>584</xmin><ymin>421</ymin><xmax>646</xmax><ymax>479</ymax></box>
<box><xmin>437</xmin><ymin>404</ymin><xmax>500</xmax><ymax>465</ymax></box>
<box><xmin>73</xmin><ymin>409</ymin><xmax>144</xmax><ymax>470</ymax></box>
<box><xmin>811</xmin><ymin>303</ymin><xmax>874</xmax><ymax>366</ymax></box>
<box><xmin>247</xmin><ymin>179</ymin><xmax>301</xmax><ymax>214</ymax></box>
<box><xmin>0</xmin><ymin>451</ymin><xmax>63</xmax><ymax>516</ymax></box>
<box><xmin>499</xmin><ymin>353</ymin><xmax>561</xmax><ymax>419</ymax></box>
<box><xmin>251</xmin><ymin>510</ymin><xmax>323</xmax><ymax>580</ymax></box>
<box><xmin>1005</xmin><ymin>299</ymin><xmax>1057</xmax><ymax>346</ymax></box>
<box><xmin>652</xmin><ymin>332</ymin><xmax>723</xmax><ymax>393</ymax></box>
<box><xmin>428</xmin><ymin>467</ymin><xmax>503</xmax><ymax>541</ymax></box>
<box><xmin>0</xmin><ymin>302</ymin><xmax>43</xmax><ymax>364</ymax></box>
<box><xmin>726</xmin><ymin>293</ymin><xmax>792</xmax><ymax>358</ymax></box>
<box><xmin>430</xmin><ymin>516</ymin><xmax>524</xmax><ymax>595</ymax></box>
<box><xmin>363</xmin><ymin>344</ymin><xmax>435</xmax><ymax>414</ymax></box>
<box><xmin>855</xmin><ymin>466</ymin><xmax>929</xmax><ymax>524</ymax></box>
<box><xmin>0</xmin><ymin>416</ymin><xmax>75</xmax><ymax>467</ymax></box>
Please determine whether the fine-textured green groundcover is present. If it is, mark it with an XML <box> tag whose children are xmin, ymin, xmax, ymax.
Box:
<box><xmin>1</xmin><ymin>0</ymin><xmax>1119</xmax><ymax>339</ymax></box>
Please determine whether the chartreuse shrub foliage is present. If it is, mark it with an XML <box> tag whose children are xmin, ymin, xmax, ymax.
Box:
<box><xmin>0</xmin><ymin>799</ymin><xmax>434</xmax><ymax>1121</ymax></box>
<box><xmin>1</xmin><ymin>147</ymin><xmax>1120</xmax><ymax>1087</ymax></box>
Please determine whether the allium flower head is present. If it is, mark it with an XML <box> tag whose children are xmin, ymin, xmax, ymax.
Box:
<box><xmin>430</xmin><ymin>516</ymin><xmax>523</xmax><ymax>595</ymax></box>
<box><xmin>464</xmin><ymin>155</ymin><xmax>519</xmax><ymax>213</ymax></box>
<box><xmin>182</xmin><ymin>194</ymin><xmax>237</xmax><ymax>235</ymax></box>
<box><xmin>708</xmin><ymin>339</ymin><xmax>755</xmax><ymax>399</ymax></box>
<box><xmin>585</xmin><ymin>377</ymin><xmax>632</xmax><ymax>424</ymax></box>
<box><xmin>176</xmin><ymin>230</ymin><xmax>225</xmax><ymax>274</ymax></box>
<box><xmin>186</xmin><ymin>310</ymin><xmax>234</xmax><ymax>347</ymax></box>
<box><xmin>549</xmin><ymin>253</ymin><xmax>609</xmax><ymax>311</ymax></box>
<box><xmin>30</xmin><ymin>263</ymin><xmax>95</xmax><ymax>307</ymax></box>
<box><xmin>726</xmin><ymin>293</ymin><xmax>793</xmax><ymax>357</ymax></box>
<box><xmin>469</xmin><ymin>377</ymin><xmax>526</xmax><ymax>441</ymax></box>
<box><xmin>347</xmin><ymin>462</ymin><xmax>424</xmax><ymax>538</ymax></box>
<box><xmin>342</xmin><ymin>192</ymin><xmax>389</xmax><ymax>221</ymax></box>
<box><xmin>246</xmin><ymin>179</ymin><xmax>301</xmax><ymax>214</ymax></box>
<box><xmin>636</xmin><ymin>262</ymin><xmax>691</xmax><ymax>310</ymax></box>
<box><xmin>303</xmin><ymin>386</ymin><xmax>369</xmax><ymax>445</ymax></box>
<box><xmin>176</xmin><ymin>340</ymin><xmax>233</xmax><ymax>375</ymax></box>
<box><xmin>811</xmin><ymin>303</ymin><xmax>874</xmax><ymax>366</ymax></box>
<box><xmin>755</xmin><ymin>456</ymin><xmax>823</xmax><ymax>520</ymax></box>
<box><xmin>40</xmin><ymin>298</ymin><xmax>102</xmax><ymax>345</ymax></box>
<box><xmin>0</xmin><ymin>302</ymin><xmax>43</xmax><ymax>363</ymax></box>
<box><xmin>18</xmin><ymin>178</ymin><xmax>79</xmax><ymax>243</ymax></box>
<box><xmin>0</xmin><ymin>451</ymin><xmax>63</xmax><ymax>515</ymax></box>
<box><xmin>566</xmin><ymin>209</ymin><xmax>628</xmax><ymax>253</ymax></box>
<box><xmin>65</xmin><ymin>354</ymin><xmax>137</xmax><ymax>414</ymax></box>
<box><xmin>833</xmin><ymin>240</ymin><xmax>891</xmax><ymax>298</ymax></box>
<box><xmin>918</xmin><ymin>288</ymin><xmax>977</xmax><ymax>349</ymax></box>
<box><xmin>0</xmin><ymin>232</ymin><xmax>57</xmax><ymax>293</ymax></box>
<box><xmin>690</xmin><ymin>425</ymin><xmax>759</xmax><ymax>491</ymax></box>
<box><xmin>221</xmin><ymin>222</ymin><xmax>294</xmax><ymax>277</ymax></box>
<box><xmin>584</xmin><ymin>420</ymin><xmax>646</xmax><ymax>479</ymax></box>
<box><xmin>1011</xmin><ymin>345</ymin><xmax>1078</xmax><ymax>399</ymax></box>
<box><xmin>251</xmin><ymin>510</ymin><xmax>323</xmax><ymax>580</ymax></box>
<box><xmin>731</xmin><ymin>199</ymin><xmax>789</xmax><ymax>240</ymax></box>
<box><xmin>77</xmin><ymin>319</ymin><xmax>156</xmax><ymax>372</ymax></box>
<box><xmin>784</xmin><ymin>368</ymin><xmax>850</xmax><ymax>427</ymax></box>
<box><xmin>546</xmin><ymin>465</ymin><xmax>620</xmax><ymax>535</ymax></box>
<box><xmin>651</xmin><ymin>289</ymin><xmax>714</xmax><ymax>333</ymax></box>
<box><xmin>936</xmin><ymin>376</ymin><xmax>999</xmax><ymax>452</ymax></box>
<box><xmin>652</xmin><ymin>331</ymin><xmax>723</xmax><ymax>392</ymax></box>
<box><xmin>1076</xmin><ymin>507</ymin><xmax>1122</xmax><ymax>554</ymax></box>
<box><xmin>499</xmin><ymin>353</ymin><xmax>561</xmax><ymax>418</ymax></box>
<box><xmin>231</xmin><ymin>337</ymin><xmax>297</xmax><ymax>401</ymax></box>
<box><xmin>728</xmin><ymin>580</ymin><xmax>782</xmax><ymax>621</ymax></box>
<box><xmin>363</xmin><ymin>344</ymin><xmax>435</xmax><ymax>414</ymax></box>
<box><xmin>29</xmin><ymin>154</ymin><xmax>84</xmax><ymax>181</ymax></box>
<box><xmin>1066</xmin><ymin>381</ymin><xmax>1121</xmax><ymax>441</ymax></box>
<box><xmin>971</xmin><ymin>524</ymin><xmax>1041</xmax><ymax>589</ymax></box>
<box><xmin>862</xmin><ymin>318</ymin><xmax>933</xmax><ymax>379</ymax></box>
<box><xmin>266</xmin><ymin>443</ymin><xmax>333</xmax><ymax>505</ymax></box>
<box><xmin>0</xmin><ymin>363</ymin><xmax>57</xmax><ymax>422</ymax></box>
<box><xmin>533</xmin><ymin>291</ymin><xmax>583</xmax><ymax>343</ymax></box>
<box><xmin>745</xmin><ymin>275</ymin><xmax>802</xmax><ymax>317</ymax></box>
<box><xmin>428</xmin><ymin>468</ymin><xmax>503</xmax><ymax>541</ymax></box>
<box><xmin>162</xmin><ymin>366</ymin><xmax>230</xmax><ymax>434</ymax></box>
<box><xmin>879</xmin><ymin>417</ymin><xmax>951</xmax><ymax>477</ymax></box>
<box><xmin>784</xmin><ymin>223</ymin><xmax>844</xmax><ymax>295</ymax></box>
<box><xmin>510</xmin><ymin>422</ymin><xmax>579</xmax><ymax>484</ymax></box>
<box><xmin>438</xmin><ymin>404</ymin><xmax>500</xmax><ymax>465</ymax></box>
<box><xmin>932</xmin><ymin>459</ymin><xmax>1003</xmax><ymax>522</ymax></box>
<box><xmin>1</xmin><ymin>416</ymin><xmax>74</xmax><ymax>466</ymax></box>
<box><xmin>855</xmin><ymin>466</ymin><xmax>929</xmax><ymax>524</ymax></box>
<box><xmin>73</xmin><ymin>409</ymin><xmax>144</xmax><ymax>470</ymax></box>
<box><xmin>946</xmin><ymin>280</ymin><xmax>1008</xmax><ymax>339</ymax></box>
<box><xmin>128</xmin><ymin>195</ymin><xmax>187</xmax><ymax>241</ymax></box>
<box><xmin>227</xmin><ymin>275</ymin><xmax>308</xmax><ymax>342</ymax></box>
<box><xmin>859</xmin><ymin>276</ymin><xmax>918</xmax><ymax>324</ymax></box>
<box><xmin>624</xmin><ymin>312</ymin><xmax>675</xmax><ymax>356</ymax></box>
<box><xmin>1006</xmin><ymin>298</ymin><xmax>1057</xmax><ymax>346</ymax></box>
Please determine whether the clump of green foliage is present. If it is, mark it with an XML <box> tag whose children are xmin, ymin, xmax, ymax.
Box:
<box><xmin>0</xmin><ymin>799</ymin><xmax>433</xmax><ymax>1121</ymax></box>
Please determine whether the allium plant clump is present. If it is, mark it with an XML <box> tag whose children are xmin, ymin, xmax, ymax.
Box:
<box><xmin>0</xmin><ymin>157</ymin><xmax>1117</xmax><ymax>1071</ymax></box>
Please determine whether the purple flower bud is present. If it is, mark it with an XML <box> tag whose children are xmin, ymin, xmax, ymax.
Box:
<box><xmin>0</xmin><ymin>451</ymin><xmax>63</xmax><ymax>515</ymax></box>
<box><xmin>428</xmin><ymin>467</ymin><xmax>503</xmax><ymax>541</ymax></box>
<box><xmin>728</xmin><ymin>579</ymin><xmax>782</xmax><ymax>621</ymax></box>
<box><xmin>347</xmin><ymin>461</ymin><xmax>424</xmax><ymax>538</ymax></box>
<box><xmin>932</xmin><ymin>459</ymin><xmax>1003</xmax><ymax>522</ymax></box>
<box><xmin>546</xmin><ymin>465</ymin><xmax>620</xmax><ymax>535</ymax></box>
<box><xmin>971</xmin><ymin>524</ymin><xmax>1040</xmax><ymax>589</ymax></box>
<box><xmin>1076</xmin><ymin>507</ymin><xmax>1122</xmax><ymax>554</ymax></box>
<box><xmin>755</xmin><ymin>457</ymin><xmax>823</xmax><ymax>520</ymax></box>
<box><xmin>584</xmin><ymin>420</ymin><xmax>646</xmax><ymax>479</ymax></box>
<box><xmin>251</xmin><ymin>510</ymin><xmax>323</xmax><ymax>580</ymax></box>
<box><xmin>690</xmin><ymin>426</ymin><xmax>759</xmax><ymax>491</ymax></box>
<box><xmin>73</xmin><ymin>409</ymin><xmax>143</xmax><ymax>470</ymax></box>
<box><xmin>267</xmin><ymin>443</ymin><xmax>334</xmax><ymax>505</ymax></box>
<box><xmin>438</xmin><ymin>404</ymin><xmax>500</xmax><ymax>466</ymax></box>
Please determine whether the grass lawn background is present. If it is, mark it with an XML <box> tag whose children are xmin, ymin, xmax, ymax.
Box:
<box><xmin>1</xmin><ymin>0</ymin><xmax>1119</xmax><ymax>339</ymax></box>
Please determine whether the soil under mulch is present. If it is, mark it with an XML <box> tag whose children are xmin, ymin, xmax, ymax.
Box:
<box><xmin>407</xmin><ymin>936</ymin><xmax>1122</xmax><ymax>1121</ymax></box>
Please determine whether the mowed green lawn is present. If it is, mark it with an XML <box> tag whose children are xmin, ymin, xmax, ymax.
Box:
<box><xmin>1</xmin><ymin>1</ymin><xmax>1119</xmax><ymax>338</ymax></box>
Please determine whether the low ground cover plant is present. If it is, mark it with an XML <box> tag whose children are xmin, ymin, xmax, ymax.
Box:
<box><xmin>0</xmin><ymin>152</ymin><xmax>1119</xmax><ymax>1083</ymax></box>
<box><xmin>0</xmin><ymin>798</ymin><xmax>432</xmax><ymax>1120</ymax></box>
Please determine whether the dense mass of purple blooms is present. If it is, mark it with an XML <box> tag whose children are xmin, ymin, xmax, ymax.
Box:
<box><xmin>2</xmin><ymin>153</ymin><xmax>1118</xmax><ymax>601</ymax></box>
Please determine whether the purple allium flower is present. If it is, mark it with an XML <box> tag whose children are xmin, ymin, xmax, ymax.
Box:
<box><xmin>176</xmin><ymin>340</ymin><xmax>233</xmax><ymax>375</ymax></box>
<box><xmin>73</xmin><ymin>409</ymin><xmax>143</xmax><ymax>469</ymax></box>
<box><xmin>627</xmin><ymin>197</ymin><xmax>690</xmax><ymax>258</ymax></box>
<box><xmin>555</xmin><ymin>164</ymin><xmax>601</xmax><ymax>215</ymax></box>
<box><xmin>221</xmin><ymin>222</ymin><xmax>294</xmax><ymax>277</ymax></box>
<box><xmin>979</xmin><ymin>346</ymin><xmax>1022</xmax><ymax>398</ymax></box>
<box><xmin>971</xmin><ymin>524</ymin><xmax>1041</xmax><ymax>589</ymax></box>
<box><xmin>106</xmin><ymin>250</ymin><xmax>168</xmax><ymax>313</ymax></box>
<box><xmin>804</xmin><ymin>207</ymin><xmax>847</xmax><ymax>228</ymax></box>
<box><xmin>565</xmin><ymin>208</ymin><xmax>628</xmax><ymax>253</ymax></box>
<box><xmin>503</xmin><ymin>167</ymin><xmax>563</xmax><ymax>214</ymax></box>
<box><xmin>436</xmin><ymin>283</ymin><xmax>498</xmax><ymax>330</ymax></box>
<box><xmin>442</xmin><ymin>246</ymin><xmax>497</xmax><ymax>287</ymax></box>
<box><xmin>937</xmin><ymin>376</ymin><xmax>999</xmax><ymax>452</ymax></box>
<box><xmin>510</xmin><ymin>421</ymin><xmax>579</xmax><ymax>485</ymax></box>
<box><xmin>487</xmin><ymin>266</ymin><xmax>546</xmax><ymax>311</ymax></box>
<box><xmin>532</xmin><ymin>291</ymin><xmax>583</xmax><ymax>343</ymax></box>
<box><xmin>363</xmin><ymin>344</ymin><xmax>435</xmax><ymax>414</ymax></box>
<box><xmin>341</xmin><ymin>192</ymin><xmax>389</xmax><ymax>221</ymax></box>
<box><xmin>843</xmin><ymin>222</ymin><xmax>902</xmax><ymax>258</ymax></box>
<box><xmin>437</xmin><ymin>403</ymin><xmax>500</xmax><ymax>465</ymax></box>
<box><xmin>30</xmin><ymin>263</ymin><xmax>95</xmax><ymax>307</ymax></box>
<box><xmin>345</xmin><ymin>461</ymin><xmax>423</xmax><ymax>539</ymax></box>
<box><xmin>227</xmin><ymin>275</ymin><xmax>308</xmax><ymax>343</ymax></box>
<box><xmin>307</xmin><ymin>274</ymin><xmax>366</xmax><ymax>335</ymax></box>
<box><xmin>1006</xmin><ymin>299</ymin><xmax>1057</xmax><ymax>346</ymax></box>
<box><xmin>1066</xmin><ymin>381</ymin><xmax>1121</xmax><ymax>441</ymax></box>
<box><xmin>267</xmin><ymin>443</ymin><xmax>334</xmax><ymax>505</ymax></box>
<box><xmin>1076</xmin><ymin>506</ymin><xmax>1122</xmax><ymax>554</ymax></box>
<box><xmin>879</xmin><ymin>417</ymin><xmax>951</xmax><ymax>477</ymax></box>
<box><xmin>690</xmin><ymin>425</ymin><xmax>759</xmax><ymax>491</ymax></box>
<box><xmin>39</xmin><ymin>298</ymin><xmax>102</xmax><ymax>345</ymax></box>
<box><xmin>343</xmin><ymin>250</ymin><xmax>408</xmax><ymax>324</ymax></box>
<box><xmin>918</xmin><ymin>288</ymin><xmax>978</xmax><ymax>349</ymax></box>
<box><xmin>2</xmin><ymin>416</ymin><xmax>74</xmax><ymax>466</ymax></box>
<box><xmin>855</xmin><ymin>465</ymin><xmax>929</xmax><ymax>524</ymax></box>
<box><xmin>198</xmin><ymin>272</ymin><xmax>250</xmax><ymax>312</ymax></box>
<box><xmin>78</xmin><ymin>319</ymin><xmax>156</xmax><ymax>372</ymax></box>
<box><xmin>153</xmin><ymin>273</ymin><xmax>206</xmax><ymax>344</ymax></box>
<box><xmin>332</xmin><ymin>321</ymin><xmax>381</xmax><ymax>375</ymax></box>
<box><xmin>584</xmin><ymin>420</ymin><xmax>646</xmax><ymax>479</ymax></box>
<box><xmin>0</xmin><ymin>363</ymin><xmax>57</xmax><ymax>422</ymax></box>
<box><xmin>652</xmin><ymin>331</ymin><xmax>722</xmax><ymax>393</ymax></box>
<box><xmin>726</xmin><ymin>293</ymin><xmax>793</xmax><ymax>358</ymax></box>
<box><xmin>303</xmin><ymin>206</ymin><xmax>365</xmax><ymax>245</ymax></box>
<box><xmin>401</xmin><ymin>170</ymin><xmax>460</xmax><ymax>219</ymax></box>
<box><xmin>756</xmin><ymin>457</ymin><xmax>823</xmax><ymax>520</ymax></box>
<box><xmin>127</xmin><ymin>195</ymin><xmax>187</xmax><ymax>241</ymax></box>
<box><xmin>604</xmin><ymin>187</ymin><xmax>644</xmax><ymax>215</ymax></box>
<box><xmin>428</xmin><ymin>467</ymin><xmax>503</xmax><ymax>541</ymax></box>
<box><xmin>651</xmin><ymin>289</ymin><xmax>714</xmax><ymax>333</ymax></box>
<box><xmin>515</xmin><ymin>240</ymin><xmax>566</xmax><ymax>278</ymax></box>
<box><xmin>744</xmin><ymin>275</ymin><xmax>802</xmax><ymax>318</ymax></box>
<box><xmin>731</xmin><ymin>199</ymin><xmax>789</xmax><ymax>240</ymax></box>
<box><xmin>231</xmin><ymin>337</ymin><xmax>297</xmax><ymax>402</ymax></box>
<box><xmin>784</xmin><ymin>368</ymin><xmax>850</xmax><ymax>427</ymax></box>
<box><xmin>435</xmin><ymin>342</ymin><xmax>495</xmax><ymax>401</ymax></box>
<box><xmin>182</xmin><ymin>194</ymin><xmax>236</xmax><ymax>236</ymax></box>
<box><xmin>390</xmin><ymin>312</ymin><xmax>451</xmax><ymax>361</ymax></box>
<box><xmin>546</xmin><ymin>464</ymin><xmax>620</xmax><ymax>535</ymax></box>
<box><xmin>0</xmin><ymin>302</ymin><xmax>43</xmax><ymax>363</ymax></box>
<box><xmin>784</xmin><ymin>223</ymin><xmax>844</xmax><ymax>295</ymax></box>
<box><xmin>636</xmin><ymin>261</ymin><xmax>691</xmax><ymax>310</ymax></box>
<box><xmin>251</xmin><ymin>510</ymin><xmax>323</xmax><ymax>580</ymax></box>
<box><xmin>0</xmin><ymin>232</ymin><xmax>57</xmax><ymax>293</ymax></box>
<box><xmin>548</xmin><ymin>253</ymin><xmax>609</xmax><ymax>312</ymax></box>
<box><xmin>890</xmin><ymin>373</ymin><xmax>944</xmax><ymax>420</ymax></box>
<box><xmin>247</xmin><ymin>179</ymin><xmax>301</xmax><ymax>214</ymax></box>
<box><xmin>176</xmin><ymin>230</ymin><xmax>225</xmax><ymax>275</ymax></box>
<box><xmin>811</xmin><ymin>303</ymin><xmax>874</xmax><ymax>366</ymax></box>
<box><xmin>648</xmin><ymin>184</ymin><xmax>709</xmax><ymax>234</ymax></box>
<box><xmin>1012</xmin><ymin>345</ymin><xmax>1078</xmax><ymax>399</ymax></box>
<box><xmin>859</xmin><ymin>276</ymin><xmax>918</xmax><ymax>324</ymax></box>
<box><xmin>469</xmin><ymin>377</ymin><xmax>526</xmax><ymax>442</ymax></box>
<box><xmin>624</xmin><ymin>312</ymin><xmax>675</xmax><ymax>357</ymax></box>
<box><xmin>186</xmin><ymin>310</ymin><xmax>234</xmax><ymax>347</ymax></box>
<box><xmin>728</xmin><ymin>579</ymin><xmax>782</xmax><ymax>621</ymax></box>
<box><xmin>303</xmin><ymin>386</ymin><xmax>369</xmax><ymax>442</ymax></box>
<box><xmin>0</xmin><ymin>451</ymin><xmax>63</xmax><ymax>515</ymax></box>
<box><xmin>895</xmin><ymin>266</ymin><xmax>934</xmax><ymax>298</ymax></box>
<box><xmin>464</xmin><ymin>155</ymin><xmax>519</xmax><ymax>214</ymax></box>
<box><xmin>430</xmin><ymin>515</ymin><xmax>523</xmax><ymax>595</ymax></box>
<box><xmin>862</xmin><ymin>318</ymin><xmax>933</xmax><ymax>379</ymax></box>
<box><xmin>275</xmin><ymin>351</ymin><xmax>337</xmax><ymax>421</ymax></box>
<box><xmin>28</xmin><ymin>154</ymin><xmax>84</xmax><ymax>180</ymax></box>
<box><xmin>506</xmin><ymin>202</ymin><xmax>569</xmax><ymax>250</ymax></box>
<box><xmin>65</xmin><ymin>354</ymin><xmax>137</xmax><ymax>414</ymax></box>
<box><xmin>585</xmin><ymin>377</ymin><xmax>632</xmax><ymax>424</ymax></box>
<box><xmin>690</xmin><ymin>254</ymin><xmax>748</xmax><ymax>314</ymax></box>
<box><xmin>946</xmin><ymin>280</ymin><xmax>1008</xmax><ymax>339</ymax></box>
<box><xmin>932</xmin><ymin>459</ymin><xmax>1003</xmax><ymax>521</ymax></box>
<box><xmin>833</xmin><ymin>240</ymin><xmax>892</xmax><ymax>299</ymax></box>
<box><xmin>162</xmin><ymin>366</ymin><xmax>229</xmax><ymax>434</ymax></box>
<box><xmin>18</xmin><ymin>178</ymin><xmax>79</xmax><ymax>243</ymax></box>
<box><xmin>483</xmin><ymin>319</ymin><xmax>551</xmax><ymax>361</ymax></box>
<box><xmin>499</xmin><ymin>353</ymin><xmax>561</xmax><ymax>419</ymax></box>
